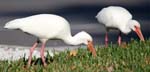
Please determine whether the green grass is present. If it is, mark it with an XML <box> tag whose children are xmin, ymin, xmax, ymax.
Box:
<box><xmin>0</xmin><ymin>40</ymin><xmax>150</xmax><ymax>72</ymax></box>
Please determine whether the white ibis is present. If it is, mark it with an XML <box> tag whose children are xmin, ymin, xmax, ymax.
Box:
<box><xmin>4</xmin><ymin>14</ymin><xmax>97</xmax><ymax>66</ymax></box>
<box><xmin>96</xmin><ymin>6</ymin><xmax>145</xmax><ymax>47</ymax></box>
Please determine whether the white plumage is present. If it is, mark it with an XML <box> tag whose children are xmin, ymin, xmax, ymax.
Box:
<box><xmin>4</xmin><ymin>14</ymin><xmax>96</xmax><ymax>66</ymax></box>
<box><xmin>96</xmin><ymin>6</ymin><xmax>144</xmax><ymax>46</ymax></box>
<box><xmin>5</xmin><ymin>14</ymin><xmax>71</xmax><ymax>42</ymax></box>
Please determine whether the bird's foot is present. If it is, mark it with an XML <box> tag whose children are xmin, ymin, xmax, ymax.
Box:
<box><xmin>117</xmin><ymin>38</ymin><xmax>121</xmax><ymax>46</ymax></box>
<box><xmin>118</xmin><ymin>42</ymin><xmax>121</xmax><ymax>46</ymax></box>
<box><xmin>26</xmin><ymin>63</ymin><xmax>31</xmax><ymax>68</ymax></box>
<box><xmin>117</xmin><ymin>32</ymin><xmax>122</xmax><ymax>46</ymax></box>
<box><xmin>43</xmin><ymin>63</ymin><xmax>47</xmax><ymax>67</ymax></box>
<box><xmin>105</xmin><ymin>42</ymin><xmax>108</xmax><ymax>48</ymax></box>
<box><xmin>27</xmin><ymin>60</ymin><xmax>31</xmax><ymax>67</ymax></box>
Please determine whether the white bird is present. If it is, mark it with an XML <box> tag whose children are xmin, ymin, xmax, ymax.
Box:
<box><xmin>4</xmin><ymin>14</ymin><xmax>97</xmax><ymax>66</ymax></box>
<box><xmin>96</xmin><ymin>6</ymin><xmax>145</xmax><ymax>47</ymax></box>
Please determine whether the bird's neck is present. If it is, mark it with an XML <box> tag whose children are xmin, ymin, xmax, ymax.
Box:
<box><xmin>120</xmin><ymin>20</ymin><xmax>132</xmax><ymax>34</ymax></box>
<box><xmin>63</xmin><ymin>34</ymin><xmax>82</xmax><ymax>45</ymax></box>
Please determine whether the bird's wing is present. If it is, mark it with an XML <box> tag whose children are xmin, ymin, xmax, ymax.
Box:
<box><xmin>96</xmin><ymin>6</ymin><xmax>132</xmax><ymax>28</ymax></box>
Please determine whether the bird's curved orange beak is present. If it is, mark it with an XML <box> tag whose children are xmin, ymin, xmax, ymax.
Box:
<box><xmin>134</xmin><ymin>26</ymin><xmax>145</xmax><ymax>41</ymax></box>
<box><xmin>87</xmin><ymin>40</ymin><xmax>97</xmax><ymax>57</ymax></box>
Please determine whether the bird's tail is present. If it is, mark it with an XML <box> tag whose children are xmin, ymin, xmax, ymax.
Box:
<box><xmin>4</xmin><ymin>19</ymin><xmax>20</xmax><ymax>29</ymax></box>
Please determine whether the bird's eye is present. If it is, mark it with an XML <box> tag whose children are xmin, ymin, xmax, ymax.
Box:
<box><xmin>134</xmin><ymin>26</ymin><xmax>137</xmax><ymax>28</ymax></box>
<box><xmin>134</xmin><ymin>26</ymin><xmax>136</xmax><ymax>28</ymax></box>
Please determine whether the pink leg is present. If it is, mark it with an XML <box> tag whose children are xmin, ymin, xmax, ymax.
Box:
<box><xmin>28</xmin><ymin>42</ymin><xmax>38</xmax><ymax>66</ymax></box>
<box><xmin>105</xmin><ymin>32</ymin><xmax>108</xmax><ymax>47</ymax></box>
<box><xmin>118</xmin><ymin>32</ymin><xmax>122</xmax><ymax>46</ymax></box>
<box><xmin>40</xmin><ymin>42</ymin><xmax>47</xmax><ymax>66</ymax></box>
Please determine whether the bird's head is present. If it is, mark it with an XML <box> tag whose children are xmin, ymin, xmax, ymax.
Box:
<box><xmin>74</xmin><ymin>31</ymin><xmax>96</xmax><ymax>56</ymax></box>
<box><xmin>75</xmin><ymin>31</ymin><xmax>93</xmax><ymax>45</ymax></box>
<box><xmin>129</xmin><ymin>20</ymin><xmax>145</xmax><ymax>41</ymax></box>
